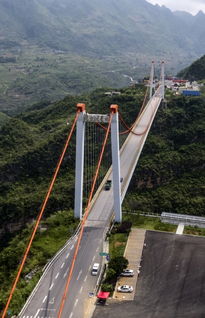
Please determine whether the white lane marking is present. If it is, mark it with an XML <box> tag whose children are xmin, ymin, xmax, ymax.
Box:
<box><xmin>42</xmin><ymin>295</ymin><xmax>47</xmax><ymax>303</ymax></box>
<box><xmin>66</xmin><ymin>252</ymin><xmax>70</xmax><ymax>259</ymax></box>
<box><xmin>61</xmin><ymin>262</ymin><xmax>65</xmax><ymax>269</ymax></box>
<box><xmin>33</xmin><ymin>309</ymin><xmax>40</xmax><ymax>318</ymax></box>
<box><xmin>63</xmin><ymin>268</ymin><xmax>70</xmax><ymax>278</ymax></box>
<box><xmin>80</xmin><ymin>286</ymin><xmax>83</xmax><ymax>293</ymax></box>
<box><xmin>92</xmin><ymin>255</ymin><xmax>95</xmax><ymax>262</ymax></box>
<box><xmin>23</xmin><ymin>316</ymin><xmax>25</xmax><ymax>318</ymax></box>
<box><xmin>84</xmin><ymin>275</ymin><xmax>88</xmax><ymax>282</ymax></box>
<box><xmin>69</xmin><ymin>312</ymin><xmax>73</xmax><ymax>318</ymax></box>
<box><xmin>70</xmin><ymin>244</ymin><xmax>74</xmax><ymax>250</ymax></box>
<box><xmin>55</xmin><ymin>272</ymin><xmax>59</xmax><ymax>279</ymax></box>
<box><xmin>74</xmin><ymin>298</ymin><xmax>79</xmax><ymax>307</ymax></box>
<box><xmin>76</xmin><ymin>270</ymin><xmax>82</xmax><ymax>281</ymax></box>
<box><xmin>26</xmin><ymin>316</ymin><xmax>29</xmax><ymax>318</ymax></box>
<box><xmin>75</xmin><ymin>236</ymin><xmax>78</xmax><ymax>241</ymax></box>
<box><xmin>49</xmin><ymin>282</ymin><xmax>54</xmax><ymax>290</ymax></box>
<box><xmin>89</xmin><ymin>265</ymin><xmax>91</xmax><ymax>271</ymax></box>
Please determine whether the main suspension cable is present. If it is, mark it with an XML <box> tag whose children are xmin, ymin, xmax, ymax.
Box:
<box><xmin>1</xmin><ymin>110</ymin><xmax>80</xmax><ymax>318</ymax></box>
<box><xmin>97</xmin><ymin>85</ymin><xmax>150</xmax><ymax>135</ymax></box>
<box><xmin>57</xmin><ymin>111</ymin><xmax>114</xmax><ymax>318</ymax></box>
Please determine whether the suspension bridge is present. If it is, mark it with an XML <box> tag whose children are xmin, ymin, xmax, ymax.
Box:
<box><xmin>2</xmin><ymin>62</ymin><xmax>165</xmax><ymax>318</ymax></box>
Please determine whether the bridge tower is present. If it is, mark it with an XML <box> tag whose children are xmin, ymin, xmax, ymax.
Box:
<box><xmin>160</xmin><ymin>61</ymin><xmax>165</xmax><ymax>100</ymax></box>
<box><xmin>74</xmin><ymin>103</ymin><xmax>86</xmax><ymax>219</ymax></box>
<box><xmin>110</xmin><ymin>105</ymin><xmax>122</xmax><ymax>223</ymax></box>
<box><xmin>149</xmin><ymin>61</ymin><xmax>155</xmax><ymax>99</ymax></box>
<box><xmin>74</xmin><ymin>104</ymin><xmax>122</xmax><ymax>222</ymax></box>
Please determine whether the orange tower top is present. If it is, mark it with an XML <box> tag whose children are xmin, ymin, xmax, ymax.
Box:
<box><xmin>76</xmin><ymin>103</ymin><xmax>86</xmax><ymax>112</ymax></box>
<box><xmin>110</xmin><ymin>104</ymin><xmax>119</xmax><ymax>113</ymax></box>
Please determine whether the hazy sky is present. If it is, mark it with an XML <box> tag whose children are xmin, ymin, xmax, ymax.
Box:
<box><xmin>146</xmin><ymin>0</ymin><xmax>205</xmax><ymax>15</ymax></box>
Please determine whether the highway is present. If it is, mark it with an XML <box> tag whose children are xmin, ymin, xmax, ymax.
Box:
<box><xmin>19</xmin><ymin>90</ymin><xmax>162</xmax><ymax>318</ymax></box>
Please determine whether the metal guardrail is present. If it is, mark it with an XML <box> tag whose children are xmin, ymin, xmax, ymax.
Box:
<box><xmin>122</xmin><ymin>211</ymin><xmax>161</xmax><ymax>218</ymax></box>
<box><xmin>161</xmin><ymin>212</ymin><xmax>205</xmax><ymax>228</ymax></box>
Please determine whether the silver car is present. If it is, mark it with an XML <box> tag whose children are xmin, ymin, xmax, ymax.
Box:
<box><xmin>120</xmin><ymin>269</ymin><xmax>134</xmax><ymax>277</ymax></box>
<box><xmin>117</xmin><ymin>285</ymin><xmax>133</xmax><ymax>293</ymax></box>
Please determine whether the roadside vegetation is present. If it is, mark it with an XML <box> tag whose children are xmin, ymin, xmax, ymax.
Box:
<box><xmin>184</xmin><ymin>226</ymin><xmax>205</xmax><ymax>236</ymax></box>
<box><xmin>0</xmin><ymin>210</ymin><xmax>78</xmax><ymax>315</ymax></box>
<box><xmin>122</xmin><ymin>213</ymin><xmax>177</xmax><ymax>232</ymax></box>
<box><xmin>101</xmin><ymin>222</ymin><xmax>131</xmax><ymax>293</ymax></box>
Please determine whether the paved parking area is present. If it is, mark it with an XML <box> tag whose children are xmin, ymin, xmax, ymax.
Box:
<box><xmin>93</xmin><ymin>231</ymin><xmax>205</xmax><ymax>318</ymax></box>
<box><xmin>113</xmin><ymin>228</ymin><xmax>145</xmax><ymax>301</ymax></box>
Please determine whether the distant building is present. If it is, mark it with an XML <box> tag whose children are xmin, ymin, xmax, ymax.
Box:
<box><xmin>104</xmin><ymin>91</ymin><xmax>121</xmax><ymax>97</ymax></box>
<box><xmin>182</xmin><ymin>90</ymin><xmax>201</xmax><ymax>96</ymax></box>
<box><xmin>172</xmin><ymin>79</ymin><xmax>188</xmax><ymax>84</ymax></box>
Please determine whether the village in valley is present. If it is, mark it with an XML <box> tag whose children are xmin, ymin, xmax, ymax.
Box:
<box><xmin>165</xmin><ymin>77</ymin><xmax>202</xmax><ymax>96</ymax></box>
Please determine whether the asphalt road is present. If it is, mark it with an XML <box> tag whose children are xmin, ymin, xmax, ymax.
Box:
<box><xmin>19</xmin><ymin>91</ymin><xmax>162</xmax><ymax>318</ymax></box>
<box><xmin>93</xmin><ymin>231</ymin><xmax>205</xmax><ymax>318</ymax></box>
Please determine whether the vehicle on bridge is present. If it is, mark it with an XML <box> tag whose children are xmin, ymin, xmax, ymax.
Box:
<box><xmin>91</xmin><ymin>263</ymin><xmax>100</xmax><ymax>276</ymax></box>
<box><xmin>104</xmin><ymin>180</ymin><xmax>112</xmax><ymax>190</ymax></box>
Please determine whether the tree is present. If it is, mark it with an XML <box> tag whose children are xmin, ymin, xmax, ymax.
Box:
<box><xmin>108</xmin><ymin>256</ymin><xmax>128</xmax><ymax>276</ymax></box>
<box><xmin>105</xmin><ymin>268</ymin><xmax>116</xmax><ymax>281</ymax></box>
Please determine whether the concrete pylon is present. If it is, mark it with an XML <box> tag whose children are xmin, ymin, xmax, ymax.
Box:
<box><xmin>149</xmin><ymin>61</ymin><xmax>155</xmax><ymax>99</ymax></box>
<box><xmin>161</xmin><ymin>61</ymin><xmax>165</xmax><ymax>100</ymax></box>
<box><xmin>74</xmin><ymin>103</ymin><xmax>86</xmax><ymax>219</ymax></box>
<box><xmin>110</xmin><ymin>104</ymin><xmax>122</xmax><ymax>223</ymax></box>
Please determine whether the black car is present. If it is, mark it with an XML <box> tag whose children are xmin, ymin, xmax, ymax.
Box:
<box><xmin>104</xmin><ymin>180</ymin><xmax>112</xmax><ymax>190</ymax></box>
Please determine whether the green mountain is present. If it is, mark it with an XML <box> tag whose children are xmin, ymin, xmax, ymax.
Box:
<box><xmin>177</xmin><ymin>55</ymin><xmax>205</xmax><ymax>81</ymax></box>
<box><xmin>0</xmin><ymin>86</ymin><xmax>204</xmax><ymax>239</ymax></box>
<box><xmin>0</xmin><ymin>85</ymin><xmax>204</xmax><ymax>312</ymax></box>
<box><xmin>1</xmin><ymin>0</ymin><xmax>205</xmax><ymax>114</ymax></box>
<box><xmin>0</xmin><ymin>0</ymin><xmax>204</xmax><ymax>56</ymax></box>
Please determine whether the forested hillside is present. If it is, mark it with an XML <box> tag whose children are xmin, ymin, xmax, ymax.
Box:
<box><xmin>0</xmin><ymin>85</ymin><xmax>204</xmax><ymax>313</ymax></box>
<box><xmin>178</xmin><ymin>54</ymin><xmax>205</xmax><ymax>81</ymax></box>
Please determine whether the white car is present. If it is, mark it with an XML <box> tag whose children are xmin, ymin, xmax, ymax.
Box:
<box><xmin>91</xmin><ymin>263</ymin><xmax>100</xmax><ymax>276</ymax></box>
<box><xmin>117</xmin><ymin>285</ymin><xmax>133</xmax><ymax>293</ymax></box>
<box><xmin>120</xmin><ymin>269</ymin><xmax>134</xmax><ymax>277</ymax></box>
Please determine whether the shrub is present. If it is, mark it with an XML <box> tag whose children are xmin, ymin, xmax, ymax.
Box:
<box><xmin>116</xmin><ymin>221</ymin><xmax>132</xmax><ymax>233</ymax></box>
<box><xmin>104</xmin><ymin>268</ymin><xmax>116</xmax><ymax>282</ymax></box>
<box><xmin>101</xmin><ymin>283</ymin><xmax>114</xmax><ymax>292</ymax></box>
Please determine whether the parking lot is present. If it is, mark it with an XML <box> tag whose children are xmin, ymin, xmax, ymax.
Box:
<box><xmin>93</xmin><ymin>231</ymin><xmax>205</xmax><ymax>318</ymax></box>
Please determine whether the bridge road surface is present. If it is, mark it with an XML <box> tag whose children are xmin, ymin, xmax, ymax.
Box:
<box><xmin>19</xmin><ymin>92</ymin><xmax>162</xmax><ymax>318</ymax></box>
